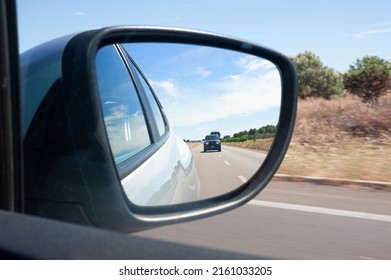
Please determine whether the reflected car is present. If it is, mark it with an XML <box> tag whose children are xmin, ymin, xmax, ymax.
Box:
<box><xmin>203</xmin><ymin>134</ymin><xmax>221</xmax><ymax>152</ymax></box>
<box><xmin>21</xmin><ymin>35</ymin><xmax>200</xmax><ymax>210</ymax></box>
<box><xmin>210</xmin><ymin>131</ymin><xmax>221</xmax><ymax>139</ymax></box>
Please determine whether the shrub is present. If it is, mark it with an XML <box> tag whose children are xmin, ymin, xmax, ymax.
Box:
<box><xmin>291</xmin><ymin>51</ymin><xmax>344</xmax><ymax>99</ymax></box>
<box><xmin>344</xmin><ymin>56</ymin><xmax>391</xmax><ymax>104</ymax></box>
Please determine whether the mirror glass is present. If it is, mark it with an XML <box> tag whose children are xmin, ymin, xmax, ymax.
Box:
<box><xmin>96</xmin><ymin>43</ymin><xmax>281</xmax><ymax>206</ymax></box>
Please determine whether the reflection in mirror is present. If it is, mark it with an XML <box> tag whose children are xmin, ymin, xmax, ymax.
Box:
<box><xmin>97</xmin><ymin>43</ymin><xmax>281</xmax><ymax>207</ymax></box>
<box><xmin>96</xmin><ymin>45</ymin><xmax>152</xmax><ymax>165</ymax></box>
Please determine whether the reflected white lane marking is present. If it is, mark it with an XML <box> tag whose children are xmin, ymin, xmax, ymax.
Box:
<box><xmin>248</xmin><ymin>200</ymin><xmax>391</xmax><ymax>222</ymax></box>
<box><xmin>239</xmin><ymin>176</ymin><xmax>247</xmax><ymax>183</ymax></box>
<box><xmin>224</xmin><ymin>161</ymin><xmax>231</xmax><ymax>166</ymax></box>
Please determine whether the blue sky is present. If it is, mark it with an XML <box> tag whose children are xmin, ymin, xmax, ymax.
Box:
<box><xmin>17</xmin><ymin>0</ymin><xmax>391</xmax><ymax>139</ymax></box>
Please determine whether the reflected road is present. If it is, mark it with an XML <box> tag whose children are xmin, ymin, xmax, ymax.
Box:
<box><xmin>191</xmin><ymin>143</ymin><xmax>267</xmax><ymax>199</ymax></box>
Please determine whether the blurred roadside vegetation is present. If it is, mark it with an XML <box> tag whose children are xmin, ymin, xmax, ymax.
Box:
<box><xmin>225</xmin><ymin>52</ymin><xmax>391</xmax><ymax>182</ymax></box>
<box><xmin>278</xmin><ymin>94</ymin><xmax>391</xmax><ymax>182</ymax></box>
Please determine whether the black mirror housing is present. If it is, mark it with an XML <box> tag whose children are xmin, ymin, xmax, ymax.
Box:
<box><xmin>23</xmin><ymin>26</ymin><xmax>297</xmax><ymax>233</ymax></box>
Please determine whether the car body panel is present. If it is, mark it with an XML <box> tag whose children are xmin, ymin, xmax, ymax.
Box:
<box><xmin>20</xmin><ymin>35</ymin><xmax>73</xmax><ymax>137</ymax></box>
<box><xmin>122</xmin><ymin>132</ymin><xmax>200</xmax><ymax>206</ymax></box>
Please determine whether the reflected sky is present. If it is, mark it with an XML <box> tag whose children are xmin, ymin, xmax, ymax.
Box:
<box><xmin>124</xmin><ymin>43</ymin><xmax>281</xmax><ymax>140</ymax></box>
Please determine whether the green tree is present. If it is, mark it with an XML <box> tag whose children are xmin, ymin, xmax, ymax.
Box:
<box><xmin>344</xmin><ymin>56</ymin><xmax>391</xmax><ymax>104</ymax></box>
<box><xmin>248</xmin><ymin>128</ymin><xmax>257</xmax><ymax>136</ymax></box>
<box><xmin>291</xmin><ymin>51</ymin><xmax>344</xmax><ymax>99</ymax></box>
<box><xmin>259</xmin><ymin>125</ymin><xmax>276</xmax><ymax>134</ymax></box>
<box><xmin>233</xmin><ymin>130</ymin><xmax>247</xmax><ymax>138</ymax></box>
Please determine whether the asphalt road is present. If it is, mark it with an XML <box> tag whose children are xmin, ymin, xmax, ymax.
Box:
<box><xmin>191</xmin><ymin>144</ymin><xmax>267</xmax><ymax>199</ymax></box>
<box><xmin>135</xmin><ymin>145</ymin><xmax>391</xmax><ymax>259</ymax></box>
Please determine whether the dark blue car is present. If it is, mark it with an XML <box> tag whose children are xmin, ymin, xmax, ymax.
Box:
<box><xmin>203</xmin><ymin>134</ymin><xmax>221</xmax><ymax>152</ymax></box>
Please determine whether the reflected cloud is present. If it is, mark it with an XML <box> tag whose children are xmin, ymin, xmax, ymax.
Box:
<box><xmin>104</xmin><ymin>104</ymin><xmax>128</xmax><ymax>123</ymax></box>
<box><xmin>194</xmin><ymin>66</ymin><xmax>211</xmax><ymax>78</ymax></box>
<box><xmin>153</xmin><ymin>55</ymin><xmax>281</xmax><ymax>128</ymax></box>
<box><xmin>150</xmin><ymin>79</ymin><xmax>178</xmax><ymax>96</ymax></box>
<box><xmin>237</xmin><ymin>55</ymin><xmax>276</xmax><ymax>73</ymax></box>
<box><xmin>103</xmin><ymin>104</ymin><xmax>150</xmax><ymax>164</ymax></box>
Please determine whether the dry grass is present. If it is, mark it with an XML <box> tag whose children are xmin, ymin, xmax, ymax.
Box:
<box><xmin>223</xmin><ymin>138</ymin><xmax>273</xmax><ymax>152</ymax></box>
<box><xmin>278</xmin><ymin>93</ymin><xmax>391</xmax><ymax>182</ymax></box>
<box><xmin>292</xmin><ymin>93</ymin><xmax>391</xmax><ymax>147</ymax></box>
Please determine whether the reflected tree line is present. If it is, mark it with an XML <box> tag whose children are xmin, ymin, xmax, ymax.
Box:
<box><xmin>222</xmin><ymin>124</ymin><xmax>277</xmax><ymax>142</ymax></box>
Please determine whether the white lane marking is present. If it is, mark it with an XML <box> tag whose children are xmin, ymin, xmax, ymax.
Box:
<box><xmin>224</xmin><ymin>161</ymin><xmax>231</xmax><ymax>166</ymax></box>
<box><xmin>239</xmin><ymin>176</ymin><xmax>247</xmax><ymax>183</ymax></box>
<box><xmin>358</xmin><ymin>256</ymin><xmax>377</xmax><ymax>260</ymax></box>
<box><xmin>248</xmin><ymin>200</ymin><xmax>391</xmax><ymax>222</ymax></box>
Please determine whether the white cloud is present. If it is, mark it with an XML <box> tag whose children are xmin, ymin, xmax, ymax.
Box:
<box><xmin>104</xmin><ymin>104</ymin><xmax>128</xmax><ymax>123</ymax></box>
<box><xmin>194</xmin><ymin>66</ymin><xmax>211</xmax><ymax>78</ymax></box>
<box><xmin>218</xmin><ymin>71</ymin><xmax>280</xmax><ymax>113</ymax></box>
<box><xmin>237</xmin><ymin>55</ymin><xmax>276</xmax><ymax>73</ymax></box>
<box><xmin>159</xmin><ymin>62</ymin><xmax>281</xmax><ymax>128</ymax></box>
<box><xmin>345</xmin><ymin>28</ymin><xmax>391</xmax><ymax>39</ymax></box>
<box><xmin>150</xmin><ymin>79</ymin><xmax>178</xmax><ymax>96</ymax></box>
<box><xmin>371</xmin><ymin>21</ymin><xmax>391</xmax><ymax>28</ymax></box>
<box><xmin>75</xmin><ymin>12</ymin><xmax>87</xmax><ymax>16</ymax></box>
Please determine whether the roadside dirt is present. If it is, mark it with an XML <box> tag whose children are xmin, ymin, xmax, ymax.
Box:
<box><xmin>278</xmin><ymin>94</ymin><xmax>391</xmax><ymax>182</ymax></box>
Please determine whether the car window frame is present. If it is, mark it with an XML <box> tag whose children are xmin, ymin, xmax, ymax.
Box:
<box><xmin>96</xmin><ymin>44</ymin><xmax>153</xmax><ymax>165</ymax></box>
<box><xmin>0</xmin><ymin>0</ymin><xmax>23</xmax><ymax>212</ymax></box>
<box><xmin>118</xmin><ymin>44</ymin><xmax>169</xmax><ymax>138</ymax></box>
<box><xmin>105</xmin><ymin>44</ymin><xmax>171</xmax><ymax>180</ymax></box>
<box><xmin>130</xmin><ymin>61</ymin><xmax>167</xmax><ymax>138</ymax></box>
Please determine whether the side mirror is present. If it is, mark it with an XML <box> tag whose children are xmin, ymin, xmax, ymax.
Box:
<box><xmin>22</xmin><ymin>26</ymin><xmax>297</xmax><ymax>232</ymax></box>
